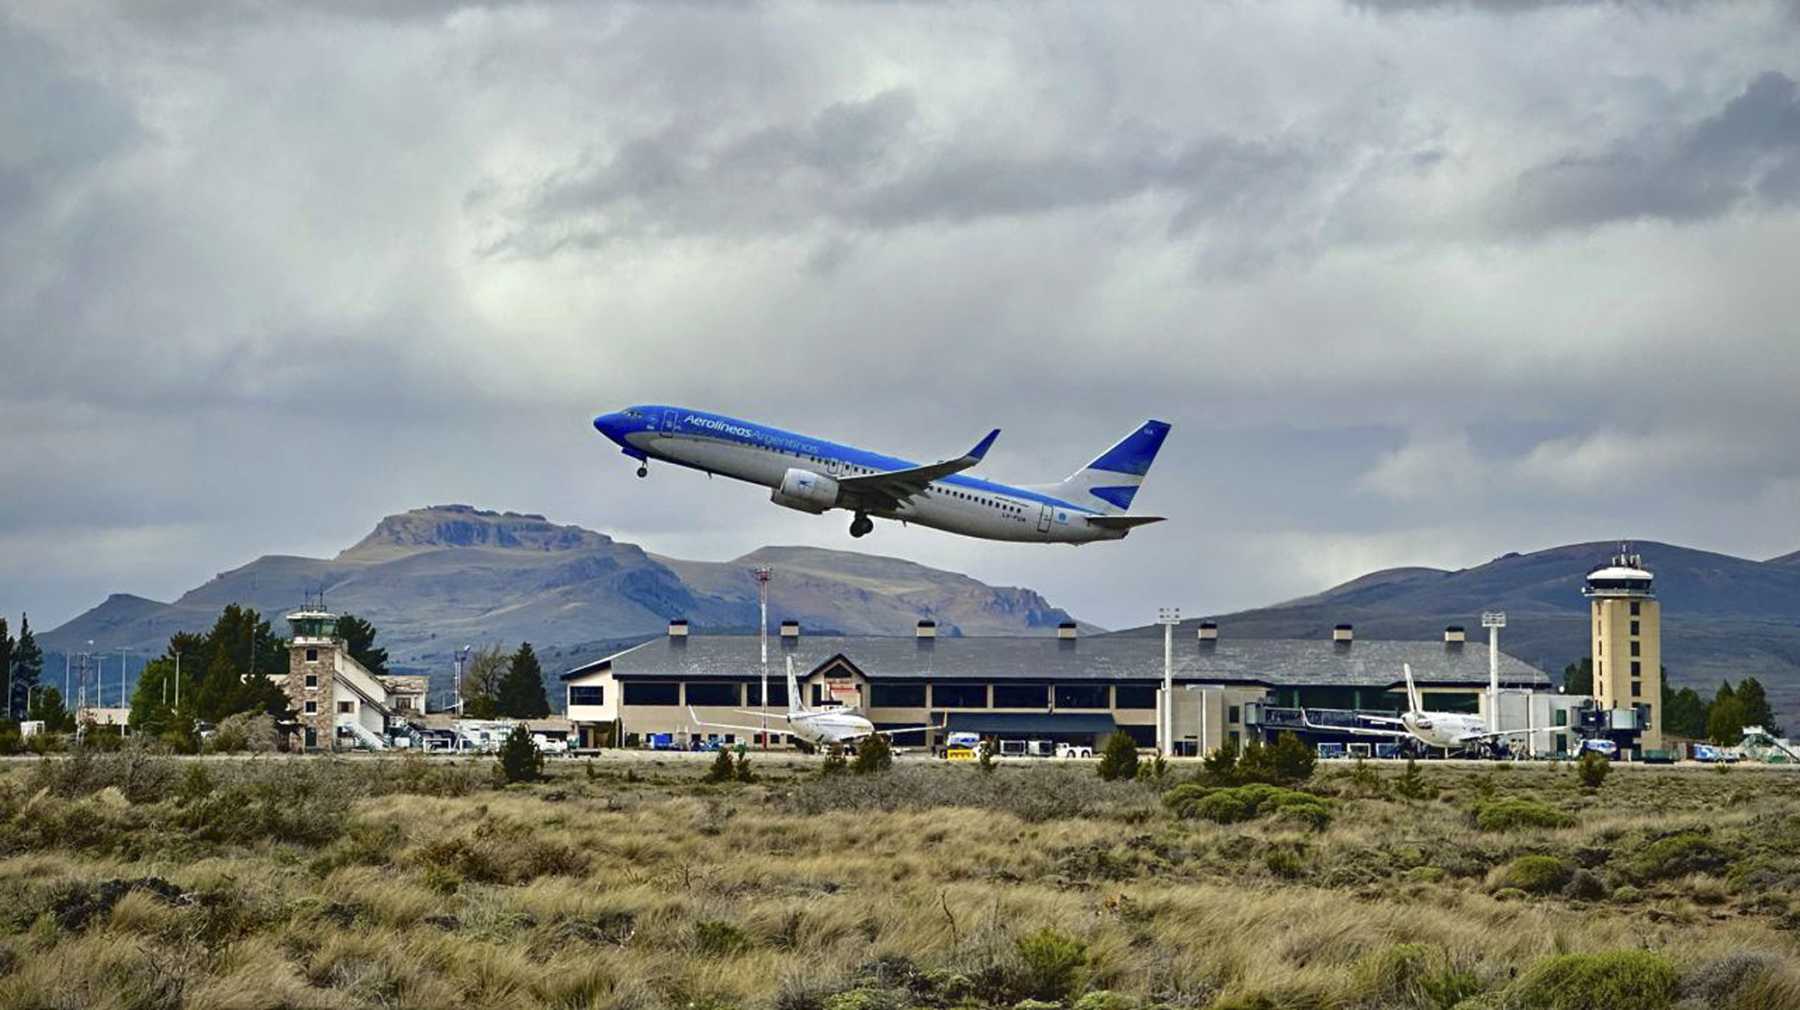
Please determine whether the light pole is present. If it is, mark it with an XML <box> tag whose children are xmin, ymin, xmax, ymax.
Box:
<box><xmin>752</xmin><ymin>566</ymin><xmax>772</xmax><ymax>750</ymax></box>
<box><xmin>454</xmin><ymin>645</ymin><xmax>471</xmax><ymax>716</ymax></box>
<box><xmin>1482</xmin><ymin>611</ymin><xmax>1507</xmax><ymax>734</ymax></box>
<box><xmin>1157</xmin><ymin>607</ymin><xmax>1180</xmax><ymax>756</ymax></box>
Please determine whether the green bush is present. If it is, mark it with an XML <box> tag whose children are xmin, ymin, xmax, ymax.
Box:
<box><xmin>1349</xmin><ymin>943</ymin><xmax>1483</xmax><ymax>1010</ymax></box>
<box><xmin>1577</xmin><ymin>751</ymin><xmax>1610</xmax><ymax>789</ymax></box>
<box><xmin>1394</xmin><ymin>758</ymin><xmax>1434</xmax><ymax>801</ymax></box>
<box><xmin>735</xmin><ymin>752</ymin><xmax>756</xmax><ymax>783</ymax></box>
<box><xmin>851</xmin><ymin>734</ymin><xmax>893</xmax><ymax>775</ymax></box>
<box><xmin>496</xmin><ymin>725</ymin><xmax>543</xmax><ymax>784</ymax></box>
<box><xmin>704</xmin><ymin>748</ymin><xmax>736</xmax><ymax>784</ymax></box>
<box><xmin>1071</xmin><ymin>991</ymin><xmax>1136</xmax><ymax>1010</ymax></box>
<box><xmin>1493</xmin><ymin>855</ymin><xmax>1573</xmax><ymax>895</ymax></box>
<box><xmin>1199</xmin><ymin>745</ymin><xmax>1239</xmax><ymax>786</ymax></box>
<box><xmin>694</xmin><ymin>919</ymin><xmax>752</xmax><ymax>955</ymax></box>
<box><xmin>1622</xmin><ymin>832</ymin><xmax>1728</xmax><ymax>883</ymax></box>
<box><xmin>1096</xmin><ymin>733</ymin><xmax>1139</xmax><ymax>782</ymax></box>
<box><xmin>1500</xmin><ymin>950</ymin><xmax>1678</xmax><ymax>1010</ymax></box>
<box><xmin>1164</xmin><ymin>783</ymin><xmax>1332</xmax><ymax>830</ymax></box>
<box><xmin>1473</xmin><ymin>798</ymin><xmax>1574</xmax><ymax>832</ymax></box>
<box><xmin>1012</xmin><ymin>927</ymin><xmax>1088</xmax><ymax>1001</ymax></box>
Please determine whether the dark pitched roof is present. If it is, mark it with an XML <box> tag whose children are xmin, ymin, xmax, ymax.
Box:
<box><xmin>563</xmin><ymin>634</ymin><xmax>1548</xmax><ymax>689</ymax></box>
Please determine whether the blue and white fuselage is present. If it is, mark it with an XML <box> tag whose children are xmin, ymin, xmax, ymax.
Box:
<box><xmin>592</xmin><ymin>406</ymin><xmax>1171</xmax><ymax>544</ymax></box>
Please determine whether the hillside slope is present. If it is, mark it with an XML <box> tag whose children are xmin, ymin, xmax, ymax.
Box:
<box><xmin>42</xmin><ymin>506</ymin><xmax>1089</xmax><ymax>670</ymax></box>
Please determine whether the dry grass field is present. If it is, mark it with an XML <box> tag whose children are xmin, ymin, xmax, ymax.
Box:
<box><xmin>0</xmin><ymin>749</ymin><xmax>1798</xmax><ymax>1010</ymax></box>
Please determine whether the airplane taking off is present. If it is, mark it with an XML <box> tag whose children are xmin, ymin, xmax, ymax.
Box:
<box><xmin>689</xmin><ymin>657</ymin><xmax>938</xmax><ymax>750</ymax></box>
<box><xmin>592</xmin><ymin>405</ymin><xmax>1170</xmax><ymax>543</ymax></box>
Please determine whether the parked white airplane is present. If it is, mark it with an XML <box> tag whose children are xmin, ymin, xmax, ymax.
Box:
<box><xmin>688</xmin><ymin>657</ymin><xmax>938</xmax><ymax>750</ymax></box>
<box><xmin>593</xmin><ymin>405</ymin><xmax>1170</xmax><ymax>543</ymax></box>
<box><xmin>1303</xmin><ymin>664</ymin><xmax>1551</xmax><ymax>755</ymax></box>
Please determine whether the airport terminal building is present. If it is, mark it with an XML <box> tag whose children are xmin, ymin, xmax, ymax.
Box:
<box><xmin>560</xmin><ymin>619</ymin><xmax>1552</xmax><ymax>753</ymax></box>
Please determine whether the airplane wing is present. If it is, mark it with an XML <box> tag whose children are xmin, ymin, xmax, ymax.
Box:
<box><xmin>1299</xmin><ymin>712</ymin><xmax>1410</xmax><ymax>737</ymax></box>
<box><xmin>872</xmin><ymin>724</ymin><xmax>939</xmax><ymax>738</ymax></box>
<box><xmin>1085</xmin><ymin>515</ymin><xmax>1166</xmax><ymax>530</ymax></box>
<box><xmin>688</xmin><ymin>707</ymin><xmax>776</xmax><ymax>735</ymax></box>
<box><xmin>836</xmin><ymin>429</ymin><xmax>1001</xmax><ymax>507</ymax></box>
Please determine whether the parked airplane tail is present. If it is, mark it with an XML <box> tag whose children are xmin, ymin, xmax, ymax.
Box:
<box><xmin>785</xmin><ymin>655</ymin><xmax>808</xmax><ymax>715</ymax></box>
<box><xmin>1402</xmin><ymin>663</ymin><xmax>1423</xmax><ymax>715</ymax></box>
<box><xmin>1027</xmin><ymin>420</ymin><xmax>1171</xmax><ymax>515</ymax></box>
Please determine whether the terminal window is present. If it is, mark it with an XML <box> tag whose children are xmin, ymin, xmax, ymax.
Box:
<box><xmin>305</xmin><ymin>648</ymin><xmax>318</xmax><ymax>663</ymax></box>
<box><xmin>303</xmin><ymin>701</ymin><xmax>317</xmax><ymax>715</ymax></box>
<box><xmin>685</xmin><ymin>683</ymin><xmax>740</xmax><ymax>707</ymax></box>
<box><xmin>1631</xmin><ymin>601</ymin><xmax>1641</xmax><ymax>616</ymax></box>
<box><xmin>622</xmin><ymin>682</ymin><xmax>680</xmax><ymax>706</ymax></box>
<box><xmin>1114</xmin><ymin>685</ymin><xmax>1156</xmax><ymax>710</ymax></box>
<box><xmin>747</xmin><ymin>682</ymin><xmax>789</xmax><ymax>707</ymax></box>
<box><xmin>337</xmin><ymin>701</ymin><xmax>354</xmax><ymax>714</ymax></box>
<box><xmin>304</xmin><ymin>674</ymin><xmax>317</xmax><ymax>689</ymax></box>
<box><xmin>1630</xmin><ymin>641</ymin><xmax>1641</xmax><ymax>657</ymax></box>
<box><xmin>1228</xmin><ymin>705</ymin><xmax>1241</xmax><ymax>725</ymax></box>
<box><xmin>992</xmin><ymin>683</ymin><xmax>1048</xmax><ymax>708</ymax></box>
<box><xmin>1054</xmin><ymin>684</ymin><xmax>1108</xmax><ymax>709</ymax></box>
<box><xmin>1631</xmin><ymin>682</ymin><xmax>1641</xmax><ymax>698</ymax></box>
<box><xmin>932</xmin><ymin>683</ymin><xmax>988</xmax><ymax>708</ymax></box>
<box><xmin>1630</xmin><ymin>621</ymin><xmax>1640</xmax><ymax>637</ymax></box>
<box><xmin>568</xmin><ymin>686</ymin><xmax>604</xmax><ymax>706</ymax></box>
<box><xmin>1631</xmin><ymin>661</ymin><xmax>1641</xmax><ymax>676</ymax></box>
<box><xmin>871</xmin><ymin>683</ymin><xmax>927</xmax><ymax>708</ymax></box>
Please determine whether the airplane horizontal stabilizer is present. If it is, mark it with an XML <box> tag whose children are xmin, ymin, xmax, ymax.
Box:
<box><xmin>1084</xmin><ymin>515</ymin><xmax>1166</xmax><ymax>530</ymax></box>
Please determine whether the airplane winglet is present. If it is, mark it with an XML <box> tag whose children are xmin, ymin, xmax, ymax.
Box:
<box><xmin>967</xmin><ymin>428</ymin><xmax>1001</xmax><ymax>463</ymax></box>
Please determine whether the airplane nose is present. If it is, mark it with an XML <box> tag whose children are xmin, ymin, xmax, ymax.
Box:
<box><xmin>593</xmin><ymin>412</ymin><xmax>623</xmax><ymax>441</ymax></box>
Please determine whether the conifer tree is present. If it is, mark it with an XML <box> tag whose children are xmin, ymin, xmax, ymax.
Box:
<box><xmin>336</xmin><ymin>614</ymin><xmax>389</xmax><ymax>676</ymax></box>
<box><xmin>9</xmin><ymin>615</ymin><xmax>42</xmax><ymax>722</ymax></box>
<box><xmin>496</xmin><ymin>642</ymin><xmax>550</xmax><ymax>718</ymax></box>
<box><xmin>0</xmin><ymin>617</ymin><xmax>13</xmax><ymax>721</ymax></box>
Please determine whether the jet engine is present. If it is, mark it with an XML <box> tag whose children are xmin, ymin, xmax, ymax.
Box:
<box><xmin>770</xmin><ymin>468</ymin><xmax>840</xmax><ymax>514</ymax></box>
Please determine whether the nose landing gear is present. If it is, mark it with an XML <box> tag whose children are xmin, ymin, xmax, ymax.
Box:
<box><xmin>635</xmin><ymin>462</ymin><xmax>648</xmax><ymax>478</ymax></box>
<box><xmin>849</xmin><ymin>513</ymin><xmax>873</xmax><ymax>538</ymax></box>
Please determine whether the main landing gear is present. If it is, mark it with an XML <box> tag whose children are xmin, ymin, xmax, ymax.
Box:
<box><xmin>849</xmin><ymin>513</ymin><xmax>873</xmax><ymax>538</ymax></box>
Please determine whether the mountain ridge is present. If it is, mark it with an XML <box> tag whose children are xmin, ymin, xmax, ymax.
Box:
<box><xmin>42</xmin><ymin>505</ymin><xmax>1093</xmax><ymax>671</ymax></box>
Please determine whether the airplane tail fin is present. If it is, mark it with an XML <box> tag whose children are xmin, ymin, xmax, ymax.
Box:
<box><xmin>1029</xmin><ymin>420</ymin><xmax>1171</xmax><ymax>515</ymax></box>
<box><xmin>1403</xmin><ymin>663</ymin><xmax>1423</xmax><ymax>715</ymax></box>
<box><xmin>786</xmin><ymin>655</ymin><xmax>809</xmax><ymax>715</ymax></box>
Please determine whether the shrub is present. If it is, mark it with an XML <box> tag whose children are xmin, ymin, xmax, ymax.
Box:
<box><xmin>693</xmin><ymin>919</ymin><xmax>751</xmax><ymax>956</ymax></box>
<box><xmin>1473</xmin><ymin>798</ymin><xmax>1574</xmax><ymax>832</ymax></box>
<box><xmin>1270</xmin><ymin>732</ymin><xmax>1316</xmax><ymax>784</ymax></box>
<box><xmin>1394</xmin><ymin>758</ymin><xmax>1433</xmax><ymax>801</ymax></box>
<box><xmin>1623</xmin><ymin>832</ymin><xmax>1729</xmax><ymax>883</ymax></box>
<box><xmin>1071</xmin><ymin>991</ymin><xmax>1137</xmax><ymax>1010</ymax></box>
<box><xmin>1562</xmin><ymin>868</ymin><xmax>1607</xmax><ymax>900</ymax></box>
<box><xmin>735</xmin><ymin>752</ymin><xmax>756</xmax><ymax>783</ymax></box>
<box><xmin>411</xmin><ymin>818</ymin><xmax>586</xmax><ymax>885</ymax></box>
<box><xmin>1577</xmin><ymin>751</ymin><xmax>1610</xmax><ymax>789</ymax></box>
<box><xmin>1493</xmin><ymin>855</ymin><xmax>1573</xmax><ymax>895</ymax></box>
<box><xmin>1678</xmin><ymin>953</ymin><xmax>1800</xmax><ymax>1010</ymax></box>
<box><xmin>1163</xmin><ymin>783</ymin><xmax>1332</xmax><ymax>830</ymax></box>
<box><xmin>1265</xmin><ymin>847</ymin><xmax>1307</xmax><ymax>879</ymax></box>
<box><xmin>851</xmin><ymin>734</ymin><xmax>893</xmax><ymax>775</ymax></box>
<box><xmin>1096</xmin><ymin>733</ymin><xmax>1139</xmax><ymax>782</ymax></box>
<box><xmin>977</xmin><ymin>738</ymin><xmax>996</xmax><ymax>773</ymax></box>
<box><xmin>1011</xmin><ymin>928</ymin><xmax>1088</xmax><ymax>1001</ymax></box>
<box><xmin>206</xmin><ymin>712</ymin><xmax>277</xmax><ymax>754</ymax></box>
<box><xmin>1199</xmin><ymin>745</ymin><xmax>1239</xmax><ymax>785</ymax></box>
<box><xmin>1500</xmin><ymin>950</ymin><xmax>1678</xmax><ymax>1010</ymax></box>
<box><xmin>704</xmin><ymin>748</ymin><xmax>737</xmax><ymax>784</ymax></box>
<box><xmin>1349</xmin><ymin>943</ymin><xmax>1483</xmax><ymax>1010</ymax></box>
<box><xmin>820</xmin><ymin>744</ymin><xmax>848</xmax><ymax>777</ymax></box>
<box><xmin>497</xmin><ymin>725</ymin><xmax>543</xmax><ymax>783</ymax></box>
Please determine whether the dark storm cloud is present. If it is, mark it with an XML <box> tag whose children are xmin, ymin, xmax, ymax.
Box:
<box><xmin>1503</xmin><ymin>71</ymin><xmax>1800</xmax><ymax>231</ymax></box>
<box><xmin>2</xmin><ymin>0</ymin><xmax>1798</xmax><ymax>634</ymax></box>
<box><xmin>485</xmin><ymin>90</ymin><xmax>1315</xmax><ymax>257</ymax></box>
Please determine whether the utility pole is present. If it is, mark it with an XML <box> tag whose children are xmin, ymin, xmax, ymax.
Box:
<box><xmin>454</xmin><ymin>645</ymin><xmax>471</xmax><ymax>716</ymax></box>
<box><xmin>120</xmin><ymin>647</ymin><xmax>128</xmax><ymax>710</ymax></box>
<box><xmin>1157</xmin><ymin>608</ymin><xmax>1180</xmax><ymax>757</ymax></box>
<box><xmin>174</xmin><ymin>652</ymin><xmax>181</xmax><ymax>709</ymax></box>
<box><xmin>752</xmin><ymin>566</ymin><xmax>772</xmax><ymax>750</ymax></box>
<box><xmin>1482</xmin><ymin>611</ymin><xmax>1506</xmax><ymax>734</ymax></box>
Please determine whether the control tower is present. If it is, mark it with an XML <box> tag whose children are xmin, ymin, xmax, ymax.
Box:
<box><xmin>1583</xmin><ymin>544</ymin><xmax>1661</xmax><ymax>751</ymax></box>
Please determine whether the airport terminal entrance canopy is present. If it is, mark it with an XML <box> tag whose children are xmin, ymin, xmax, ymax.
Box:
<box><xmin>943</xmin><ymin>712</ymin><xmax>1117</xmax><ymax>738</ymax></box>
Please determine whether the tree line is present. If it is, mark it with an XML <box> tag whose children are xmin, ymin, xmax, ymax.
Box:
<box><xmin>457</xmin><ymin>641</ymin><xmax>550</xmax><ymax>719</ymax></box>
<box><xmin>0</xmin><ymin>614</ymin><xmax>50</xmax><ymax>725</ymax></box>
<box><xmin>1561</xmin><ymin>658</ymin><xmax>1781</xmax><ymax>744</ymax></box>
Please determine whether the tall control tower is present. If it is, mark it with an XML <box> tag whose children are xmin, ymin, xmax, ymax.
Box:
<box><xmin>1583</xmin><ymin>544</ymin><xmax>1662</xmax><ymax>751</ymax></box>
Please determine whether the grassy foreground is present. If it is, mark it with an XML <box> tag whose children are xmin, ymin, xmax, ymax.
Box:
<box><xmin>1</xmin><ymin>751</ymin><xmax>1798</xmax><ymax>1010</ymax></box>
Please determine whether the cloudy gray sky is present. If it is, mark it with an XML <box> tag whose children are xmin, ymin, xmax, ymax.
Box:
<box><xmin>4</xmin><ymin>0</ymin><xmax>1799</xmax><ymax>633</ymax></box>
